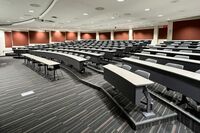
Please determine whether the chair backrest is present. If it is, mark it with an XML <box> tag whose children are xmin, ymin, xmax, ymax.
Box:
<box><xmin>180</xmin><ymin>50</ymin><xmax>192</xmax><ymax>53</ymax></box>
<box><xmin>165</xmin><ymin>63</ymin><xmax>184</xmax><ymax>69</ymax></box>
<box><xmin>156</xmin><ymin>53</ymin><xmax>167</xmax><ymax>56</ymax></box>
<box><xmin>121</xmin><ymin>64</ymin><xmax>132</xmax><ymax>71</ymax></box>
<box><xmin>130</xmin><ymin>56</ymin><xmax>140</xmax><ymax>59</ymax></box>
<box><xmin>174</xmin><ymin>55</ymin><xmax>189</xmax><ymax>59</ymax></box>
<box><xmin>135</xmin><ymin>70</ymin><xmax>150</xmax><ymax>79</ymax></box>
<box><xmin>195</xmin><ymin>69</ymin><xmax>200</xmax><ymax>74</ymax></box>
<box><xmin>145</xmin><ymin>58</ymin><xmax>157</xmax><ymax>63</ymax></box>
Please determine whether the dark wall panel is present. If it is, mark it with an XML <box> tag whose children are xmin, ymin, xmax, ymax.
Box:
<box><xmin>81</xmin><ymin>33</ymin><xmax>96</xmax><ymax>40</ymax></box>
<box><xmin>66</xmin><ymin>32</ymin><xmax>77</xmax><ymax>40</ymax></box>
<box><xmin>133</xmin><ymin>29</ymin><xmax>154</xmax><ymax>40</ymax></box>
<box><xmin>12</xmin><ymin>31</ymin><xmax>28</xmax><ymax>46</ymax></box>
<box><xmin>51</xmin><ymin>31</ymin><xmax>65</xmax><ymax>42</ymax></box>
<box><xmin>4</xmin><ymin>32</ymin><xmax>12</xmax><ymax>48</ymax></box>
<box><xmin>158</xmin><ymin>27</ymin><xmax>168</xmax><ymax>39</ymax></box>
<box><xmin>29</xmin><ymin>31</ymin><xmax>49</xmax><ymax>44</ymax></box>
<box><xmin>173</xmin><ymin>19</ymin><xmax>200</xmax><ymax>40</ymax></box>
<box><xmin>114</xmin><ymin>31</ymin><xmax>129</xmax><ymax>40</ymax></box>
<box><xmin>99</xmin><ymin>32</ymin><xmax>110</xmax><ymax>40</ymax></box>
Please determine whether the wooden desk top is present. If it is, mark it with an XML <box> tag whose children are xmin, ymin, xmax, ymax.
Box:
<box><xmin>103</xmin><ymin>64</ymin><xmax>154</xmax><ymax>87</ymax></box>
<box><xmin>22</xmin><ymin>54</ymin><xmax>60</xmax><ymax>66</ymax></box>
<box><xmin>144</xmin><ymin>49</ymin><xmax>200</xmax><ymax>56</ymax></box>
<box><xmin>34</xmin><ymin>50</ymin><xmax>87</xmax><ymax>62</ymax></box>
<box><xmin>134</xmin><ymin>53</ymin><xmax>200</xmax><ymax>64</ymax></box>
<box><xmin>122</xmin><ymin>57</ymin><xmax>200</xmax><ymax>81</ymax></box>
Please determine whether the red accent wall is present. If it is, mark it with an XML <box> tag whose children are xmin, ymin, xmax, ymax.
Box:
<box><xmin>29</xmin><ymin>31</ymin><xmax>49</xmax><ymax>44</ymax></box>
<box><xmin>158</xmin><ymin>27</ymin><xmax>168</xmax><ymax>39</ymax></box>
<box><xmin>99</xmin><ymin>32</ymin><xmax>110</xmax><ymax>40</ymax></box>
<box><xmin>114</xmin><ymin>31</ymin><xmax>129</xmax><ymax>40</ymax></box>
<box><xmin>51</xmin><ymin>31</ymin><xmax>65</xmax><ymax>42</ymax></box>
<box><xmin>66</xmin><ymin>32</ymin><xmax>77</xmax><ymax>40</ymax></box>
<box><xmin>12</xmin><ymin>31</ymin><xmax>28</xmax><ymax>46</ymax></box>
<box><xmin>173</xmin><ymin>19</ymin><xmax>200</xmax><ymax>40</ymax></box>
<box><xmin>4</xmin><ymin>32</ymin><xmax>12</xmax><ymax>48</ymax></box>
<box><xmin>133</xmin><ymin>29</ymin><xmax>154</xmax><ymax>40</ymax></box>
<box><xmin>81</xmin><ymin>33</ymin><xmax>96</xmax><ymax>40</ymax></box>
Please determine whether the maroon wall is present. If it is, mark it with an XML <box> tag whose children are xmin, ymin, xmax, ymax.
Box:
<box><xmin>99</xmin><ymin>32</ymin><xmax>110</xmax><ymax>40</ymax></box>
<box><xmin>114</xmin><ymin>31</ymin><xmax>129</xmax><ymax>40</ymax></box>
<box><xmin>4</xmin><ymin>32</ymin><xmax>12</xmax><ymax>48</ymax></box>
<box><xmin>12</xmin><ymin>31</ymin><xmax>28</xmax><ymax>46</ymax></box>
<box><xmin>51</xmin><ymin>31</ymin><xmax>65</xmax><ymax>42</ymax></box>
<box><xmin>66</xmin><ymin>32</ymin><xmax>77</xmax><ymax>40</ymax></box>
<box><xmin>158</xmin><ymin>27</ymin><xmax>168</xmax><ymax>39</ymax></box>
<box><xmin>29</xmin><ymin>31</ymin><xmax>49</xmax><ymax>44</ymax></box>
<box><xmin>133</xmin><ymin>29</ymin><xmax>154</xmax><ymax>40</ymax></box>
<box><xmin>81</xmin><ymin>33</ymin><xmax>96</xmax><ymax>40</ymax></box>
<box><xmin>173</xmin><ymin>19</ymin><xmax>200</xmax><ymax>40</ymax></box>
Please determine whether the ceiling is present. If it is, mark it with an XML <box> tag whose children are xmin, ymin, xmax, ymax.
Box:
<box><xmin>0</xmin><ymin>0</ymin><xmax>200</xmax><ymax>32</ymax></box>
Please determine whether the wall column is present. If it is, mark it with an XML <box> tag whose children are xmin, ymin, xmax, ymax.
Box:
<box><xmin>129</xmin><ymin>28</ymin><xmax>133</xmax><ymax>40</ymax></box>
<box><xmin>152</xmin><ymin>26</ymin><xmax>159</xmax><ymax>45</ymax></box>
<box><xmin>111</xmin><ymin>31</ymin><xmax>114</xmax><ymax>40</ymax></box>
<box><xmin>0</xmin><ymin>31</ymin><xmax>6</xmax><ymax>56</ymax></box>
<box><xmin>77</xmin><ymin>31</ymin><xmax>81</xmax><ymax>40</ymax></box>
<box><xmin>96</xmin><ymin>32</ymin><xmax>99</xmax><ymax>40</ymax></box>
<box><xmin>167</xmin><ymin>21</ymin><xmax>173</xmax><ymax>40</ymax></box>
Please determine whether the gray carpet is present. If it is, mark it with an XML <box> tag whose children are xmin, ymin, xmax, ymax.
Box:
<box><xmin>0</xmin><ymin>57</ymin><xmax>133</xmax><ymax>133</ymax></box>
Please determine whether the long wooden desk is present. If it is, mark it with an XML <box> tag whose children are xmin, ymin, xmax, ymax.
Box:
<box><xmin>122</xmin><ymin>57</ymin><xmax>200</xmax><ymax>104</ymax></box>
<box><xmin>22</xmin><ymin>54</ymin><xmax>60</xmax><ymax>80</ymax></box>
<box><xmin>134</xmin><ymin>53</ymin><xmax>200</xmax><ymax>71</ymax></box>
<box><xmin>30</xmin><ymin>50</ymin><xmax>87</xmax><ymax>73</ymax></box>
<box><xmin>151</xmin><ymin>46</ymin><xmax>200</xmax><ymax>53</ymax></box>
<box><xmin>46</xmin><ymin>48</ymin><xmax>103</xmax><ymax>65</ymax></box>
<box><xmin>65</xmin><ymin>47</ymin><xmax>116</xmax><ymax>60</ymax></box>
<box><xmin>144</xmin><ymin>49</ymin><xmax>200</xmax><ymax>60</ymax></box>
<box><xmin>103</xmin><ymin>64</ymin><xmax>154</xmax><ymax>115</ymax></box>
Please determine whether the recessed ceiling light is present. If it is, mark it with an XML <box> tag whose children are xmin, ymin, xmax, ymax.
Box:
<box><xmin>29</xmin><ymin>10</ymin><xmax>34</xmax><ymax>13</ymax></box>
<box><xmin>7</xmin><ymin>20</ymin><xmax>11</xmax><ymax>23</ymax></box>
<box><xmin>83</xmin><ymin>13</ymin><xmax>88</xmax><ymax>16</ymax></box>
<box><xmin>145</xmin><ymin>8</ymin><xmax>150</xmax><ymax>11</ymax></box>
<box><xmin>117</xmin><ymin>0</ymin><xmax>125</xmax><ymax>2</ymax></box>
<box><xmin>158</xmin><ymin>14</ymin><xmax>163</xmax><ymax>17</ymax></box>
<box><xmin>167</xmin><ymin>18</ymin><xmax>171</xmax><ymax>21</ymax></box>
<box><xmin>111</xmin><ymin>16</ymin><xmax>115</xmax><ymax>19</ymax></box>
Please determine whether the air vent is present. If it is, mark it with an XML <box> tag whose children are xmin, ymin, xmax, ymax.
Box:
<box><xmin>52</xmin><ymin>16</ymin><xmax>57</xmax><ymax>19</ymax></box>
<box><xmin>124</xmin><ymin>13</ymin><xmax>131</xmax><ymax>16</ymax></box>
<box><xmin>95</xmin><ymin>7</ymin><xmax>105</xmax><ymax>11</ymax></box>
<box><xmin>30</xmin><ymin>4</ymin><xmax>41</xmax><ymax>7</ymax></box>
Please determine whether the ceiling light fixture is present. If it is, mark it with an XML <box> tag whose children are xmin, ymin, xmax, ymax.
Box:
<box><xmin>145</xmin><ymin>8</ymin><xmax>150</xmax><ymax>11</ymax></box>
<box><xmin>158</xmin><ymin>14</ymin><xmax>163</xmax><ymax>17</ymax></box>
<box><xmin>29</xmin><ymin>10</ymin><xmax>34</xmax><ymax>13</ymax></box>
<box><xmin>117</xmin><ymin>0</ymin><xmax>125</xmax><ymax>2</ymax></box>
<box><xmin>83</xmin><ymin>13</ymin><xmax>88</xmax><ymax>16</ymax></box>
<box><xmin>111</xmin><ymin>16</ymin><xmax>115</xmax><ymax>19</ymax></box>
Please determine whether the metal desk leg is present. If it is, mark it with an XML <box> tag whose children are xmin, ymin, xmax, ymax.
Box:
<box><xmin>142</xmin><ymin>87</ymin><xmax>155</xmax><ymax>118</ymax></box>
